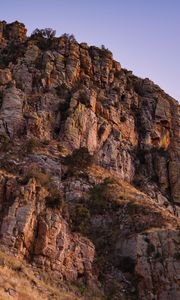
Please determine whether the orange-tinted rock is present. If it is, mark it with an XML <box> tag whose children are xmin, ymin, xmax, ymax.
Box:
<box><xmin>1</xmin><ymin>21</ymin><xmax>27</xmax><ymax>41</ymax></box>
<box><xmin>0</xmin><ymin>20</ymin><xmax>179</xmax><ymax>300</ymax></box>
<box><xmin>0</xmin><ymin>68</ymin><xmax>12</xmax><ymax>85</ymax></box>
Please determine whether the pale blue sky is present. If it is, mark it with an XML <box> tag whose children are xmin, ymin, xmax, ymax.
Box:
<box><xmin>0</xmin><ymin>0</ymin><xmax>180</xmax><ymax>100</ymax></box>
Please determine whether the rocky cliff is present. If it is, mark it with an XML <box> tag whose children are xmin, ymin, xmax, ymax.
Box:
<box><xmin>0</xmin><ymin>21</ymin><xmax>179</xmax><ymax>300</ymax></box>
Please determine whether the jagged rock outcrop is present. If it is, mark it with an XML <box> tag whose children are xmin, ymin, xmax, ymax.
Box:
<box><xmin>0</xmin><ymin>171</ymin><xmax>95</xmax><ymax>286</ymax></box>
<box><xmin>0</xmin><ymin>21</ymin><xmax>179</xmax><ymax>300</ymax></box>
<box><xmin>0</xmin><ymin>20</ymin><xmax>27</xmax><ymax>42</ymax></box>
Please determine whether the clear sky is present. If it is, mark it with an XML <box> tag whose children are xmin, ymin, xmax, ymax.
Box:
<box><xmin>0</xmin><ymin>0</ymin><xmax>180</xmax><ymax>101</ymax></box>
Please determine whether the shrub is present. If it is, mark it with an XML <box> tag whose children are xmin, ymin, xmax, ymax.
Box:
<box><xmin>69</xmin><ymin>178</ymin><xmax>116</xmax><ymax>234</ymax></box>
<box><xmin>88</xmin><ymin>178</ymin><xmax>115</xmax><ymax>214</ymax></box>
<box><xmin>101</xmin><ymin>44</ymin><xmax>106</xmax><ymax>50</ymax></box>
<box><xmin>30</xmin><ymin>28</ymin><xmax>56</xmax><ymax>50</ymax></box>
<box><xmin>116</xmin><ymin>256</ymin><xmax>136</xmax><ymax>273</ymax></box>
<box><xmin>42</xmin><ymin>139</ymin><xmax>50</xmax><ymax>146</ymax></box>
<box><xmin>121</xmin><ymin>94</ymin><xmax>126</xmax><ymax>101</ymax></box>
<box><xmin>103</xmin><ymin>177</ymin><xmax>115</xmax><ymax>185</ymax></box>
<box><xmin>150</xmin><ymin>174</ymin><xmax>159</xmax><ymax>184</ymax></box>
<box><xmin>100</xmin><ymin>45</ymin><xmax>112</xmax><ymax>58</ymax></box>
<box><xmin>0</xmin><ymin>41</ymin><xmax>26</xmax><ymax>67</ymax></box>
<box><xmin>0</xmin><ymin>134</ymin><xmax>10</xmax><ymax>151</ymax></box>
<box><xmin>70</xmin><ymin>203</ymin><xmax>90</xmax><ymax>234</ymax></box>
<box><xmin>25</xmin><ymin>138</ymin><xmax>40</xmax><ymax>154</ymax></box>
<box><xmin>120</xmin><ymin>114</ymin><xmax>127</xmax><ymax>122</ymax></box>
<box><xmin>31</xmin><ymin>28</ymin><xmax>56</xmax><ymax>39</ymax></box>
<box><xmin>173</xmin><ymin>252</ymin><xmax>180</xmax><ymax>260</ymax></box>
<box><xmin>64</xmin><ymin>147</ymin><xmax>94</xmax><ymax>171</ymax></box>
<box><xmin>45</xmin><ymin>188</ymin><xmax>63</xmax><ymax>208</ymax></box>
<box><xmin>61</xmin><ymin>33</ymin><xmax>76</xmax><ymax>42</ymax></box>
<box><xmin>21</xmin><ymin>168</ymin><xmax>51</xmax><ymax>187</ymax></box>
<box><xmin>114</xmin><ymin>70</ymin><xmax>122</xmax><ymax>78</ymax></box>
<box><xmin>154</xmin><ymin>252</ymin><xmax>162</xmax><ymax>259</ymax></box>
<box><xmin>126</xmin><ymin>202</ymin><xmax>140</xmax><ymax>215</ymax></box>
<box><xmin>58</xmin><ymin>99</ymin><xmax>70</xmax><ymax>112</ymax></box>
<box><xmin>147</xmin><ymin>243</ymin><xmax>155</xmax><ymax>256</ymax></box>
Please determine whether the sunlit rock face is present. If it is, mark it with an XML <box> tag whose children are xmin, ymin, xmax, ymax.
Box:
<box><xmin>0</xmin><ymin>21</ymin><xmax>179</xmax><ymax>300</ymax></box>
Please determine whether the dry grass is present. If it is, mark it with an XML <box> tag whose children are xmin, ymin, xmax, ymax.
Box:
<box><xmin>0</xmin><ymin>265</ymin><xmax>45</xmax><ymax>300</ymax></box>
<box><xmin>0</xmin><ymin>250</ymin><xmax>88</xmax><ymax>300</ymax></box>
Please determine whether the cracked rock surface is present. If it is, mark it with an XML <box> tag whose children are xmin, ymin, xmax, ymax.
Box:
<box><xmin>0</xmin><ymin>21</ymin><xmax>179</xmax><ymax>300</ymax></box>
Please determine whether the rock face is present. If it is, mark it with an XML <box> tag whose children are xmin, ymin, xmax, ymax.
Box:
<box><xmin>0</xmin><ymin>20</ymin><xmax>27</xmax><ymax>42</ymax></box>
<box><xmin>0</xmin><ymin>172</ymin><xmax>95</xmax><ymax>285</ymax></box>
<box><xmin>0</xmin><ymin>87</ymin><xmax>25</xmax><ymax>137</ymax></box>
<box><xmin>0</xmin><ymin>21</ymin><xmax>179</xmax><ymax>300</ymax></box>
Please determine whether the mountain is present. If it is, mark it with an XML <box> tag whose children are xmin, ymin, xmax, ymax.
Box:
<box><xmin>0</xmin><ymin>21</ymin><xmax>179</xmax><ymax>300</ymax></box>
